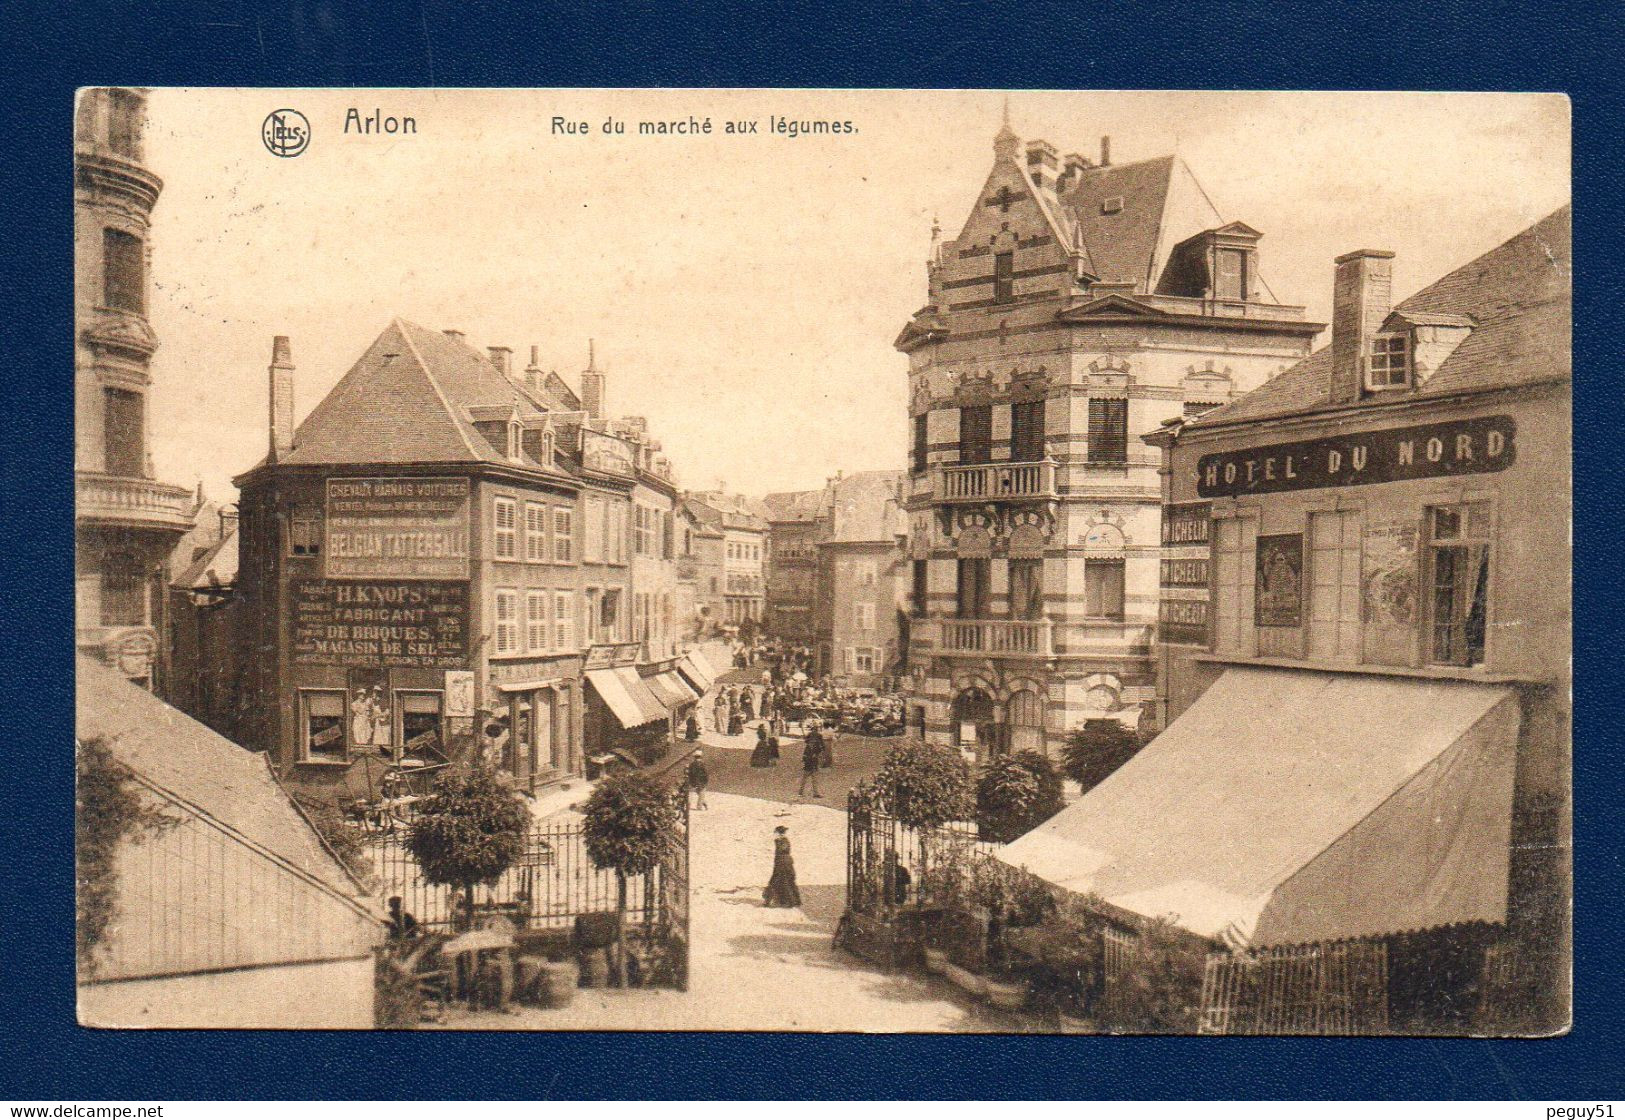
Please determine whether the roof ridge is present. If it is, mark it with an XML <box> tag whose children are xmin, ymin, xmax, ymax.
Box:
<box><xmin>394</xmin><ymin>318</ymin><xmax>486</xmax><ymax>461</ymax></box>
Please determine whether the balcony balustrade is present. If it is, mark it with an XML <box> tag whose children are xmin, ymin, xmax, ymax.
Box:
<box><xmin>76</xmin><ymin>471</ymin><xmax>195</xmax><ymax>532</ymax></box>
<box><xmin>933</xmin><ymin>459</ymin><xmax>1056</xmax><ymax>504</ymax></box>
<box><xmin>934</xmin><ymin>617</ymin><xmax>1054</xmax><ymax>657</ymax></box>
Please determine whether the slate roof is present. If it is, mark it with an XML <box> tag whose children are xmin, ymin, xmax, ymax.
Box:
<box><xmin>77</xmin><ymin>655</ymin><xmax>376</xmax><ymax>910</ymax></box>
<box><xmin>826</xmin><ymin>471</ymin><xmax>907</xmax><ymax>544</ymax></box>
<box><xmin>1056</xmin><ymin>156</ymin><xmax>1180</xmax><ymax>290</ymax></box>
<box><xmin>173</xmin><ymin>527</ymin><xmax>238</xmax><ymax>591</ymax></box>
<box><xmin>264</xmin><ymin>318</ymin><xmax>563</xmax><ymax>471</ymax></box>
<box><xmin>762</xmin><ymin>488</ymin><xmax>831</xmax><ymax>524</ymax></box>
<box><xmin>1185</xmin><ymin>206</ymin><xmax>1571</xmax><ymax>429</ymax></box>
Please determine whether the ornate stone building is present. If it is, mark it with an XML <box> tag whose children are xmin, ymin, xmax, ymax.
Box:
<box><xmin>897</xmin><ymin>115</ymin><xmax>1321</xmax><ymax>757</ymax></box>
<box><xmin>75</xmin><ymin>88</ymin><xmax>195</xmax><ymax>689</ymax></box>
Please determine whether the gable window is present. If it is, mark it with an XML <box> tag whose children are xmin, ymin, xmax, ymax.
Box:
<box><xmin>1084</xmin><ymin>558</ymin><xmax>1126</xmax><ymax>620</ymax></box>
<box><xmin>102</xmin><ymin>228</ymin><xmax>144</xmax><ymax>313</ymax></box>
<box><xmin>102</xmin><ymin>387</ymin><xmax>144</xmax><ymax>476</ymax></box>
<box><xmin>1010</xmin><ymin>398</ymin><xmax>1046</xmax><ymax>462</ymax></box>
<box><xmin>1427</xmin><ymin>502</ymin><xmax>1490</xmax><ymax>667</ymax></box>
<box><xmin>494</xmin><ymin>588</ymin><xmax>519</xmax><ymax>654</ymax></box>
<box><xmin>527</xmin><ymin>590</ymin><xmax>550</xmax><ymax>651</ymax></box>
<box><xmin>959</xmin><ymin>405</ymin><xmax>992</xmax><ymax>465</ymax></box>
<box><xmin>290</xmin><ymin>511</ymin><xmax>322</xmax><ymax>556</ymax></box>
<box><xmin>1087</xmin><ymin>398</ymin><xmax>1129</xmax><ymax>465</ymax></box>
<box><xmin>552</xmin><ymin>507</ymin><xmax>573</xmax><ymax>561</ymax></box>
<box><xmin>299</xmin><ymin>690</ymin><xmax>347</xmax><ymax>763</ymax></box>
<box><xmin>994</xmin><ymin>251</ymin><xmax>1015</xmax><ymax>304</ymax></box>
<box><xmin>912</xmin><ymin>413</ymin><xmax>929</xmax><ymax>474</ymax></box>
<box><xmin>1368</xmin><ymin>333</ymin><xmax>1411</xmax><ymax>390</ymax></box>
<box><xmin>493</xmin><ymin>496</ymin><xmax>517</xmax><ymax>560</ymax></box>
<box><xmin>1215</xmin><ymin>247</ymin><xmax>1247</xmax><ymax>301</ymax></box>
<box><xmin>524</xmin><ymin>502</ymin><xmax>548</xmax><ymax>562</ymax></box>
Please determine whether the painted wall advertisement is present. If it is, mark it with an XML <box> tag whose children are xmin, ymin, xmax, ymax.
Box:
<box><xmin>292</xmin><ymin>579</ymin><xmax>469</xmax><ymax>669</ymax></box>
<box><xmin>1254</xmin><ymin>533</ymin><xmax>1303</xmax><ymax>628</ymax></box>
<box><xmin>325</xmin><ymin>477</ymin><xmax>471</xmax><ymax>580</ymax></box>
<box><xmin>1361</xmin><ymin>521</ymin><xmax>1420</xmax><ymax>664</ymax></box>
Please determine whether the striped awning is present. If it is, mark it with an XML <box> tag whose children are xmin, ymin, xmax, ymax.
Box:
<box><xmin>586</xmin><ymin>668</ymin><xmax>663</xmax><ymax>729</ymax></box>
<box><xmin>645</xmin><ymin>670</ymin><xmax>697</xmax><ymax>709</ymax></box>
<box><xmin>676</xmin><ymin>652</ymin><xmax>715</xmax><ymax>693</ymax></box>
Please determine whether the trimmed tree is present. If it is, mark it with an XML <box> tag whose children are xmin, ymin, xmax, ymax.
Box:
<box><xmin>975</xmin><ymin>749</ymin><xmax>1066</xmax><ymax>843</ymax></box>
<box><xmin>406</xmin><ymin>764</ymin><xmax>530</xmax><ymax>930</ymax></box>
<box><xmin>873</xmin><ymin>739</ymin><xmax>975</xmax><ymax>891</ymax></box>
<box><xmin>581</xmin><ymin>771</ymin><xmax>679</xmax><ymax>984</ymax></box>
<box><xmin>1061</xmin><ymin>719</ymin><xmax>1144</xmax><ymax>795</ymax></box>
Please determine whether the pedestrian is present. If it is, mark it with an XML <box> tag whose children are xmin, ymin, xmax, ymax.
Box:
<box><xmin>740</xmin><ymin>687</ymin><xmax>756</xmax><ymax>723</ymax></box>
<box><xmin>712</xmin><ymin>694</ymin><xmax>728</xmax><ymax>733</ymax></box>
<box><xmin>820</xmin><ymin>730</ymin><xmax>836</xmax><ymax>769</ymax></box>
<box><xmin>798</xmin><ymin>728</ymin><xmax>824</xmax><ymax>798</ymax></box>
<box><xmin>761</xmin><ymin>667</ymin><xmax>772</xmax><ymax>687</ymax></box>
<box><xmin>766</xmin><ymin>724</ymin><xmax>781</xmax><ymax>765</ymax></box>
<box><xmin>762</xmin><ymin>825</ymin><xmax>802</xmax><ymax>908</ymax></box>
<box><xmin>685</xmin><ymin>750</ymin><xmax>709</xmax><ymax>810</ymax></box>
<box><xmin>386</xmin><ymin>895</ymin><xmax>419</xmax><ymax>942</ymax></box>
<box><xmin>728</xmin><ymin>704</ymin><xmax>745</xmax><ymax>736</ymax></box>
<box><xmin>684</xmin><ymin>712</ymin><xmax>701</xmax><ymax>742</ymax></box>
<box><xmin>750</xmin><ymin>725</ymin><xmax>773</xmax><ymax>768</ymax></box>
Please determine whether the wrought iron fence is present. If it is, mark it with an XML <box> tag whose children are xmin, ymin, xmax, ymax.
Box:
<box><xmin>845</xmin><ymin>791</ymin><xmax>996</xmax><ymax>916</ymax></box>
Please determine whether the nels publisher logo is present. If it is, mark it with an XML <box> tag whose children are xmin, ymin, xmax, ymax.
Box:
<box><xmin>262</xmin><ymin>109</ymin><xmax>310</xmax><ymax>157</ymax></box>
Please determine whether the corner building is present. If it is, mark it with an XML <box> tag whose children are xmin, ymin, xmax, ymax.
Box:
<box><xmin>898</xmin><ymin>120</ymin><xmax>1319</xmax><ymax>757</ymax></box>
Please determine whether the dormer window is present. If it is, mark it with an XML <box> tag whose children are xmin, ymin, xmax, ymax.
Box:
<box><xmin>1101</xmin><ymin>196</ymin><xmax>1124</xmax><ymax>214</ymax></box>
<box><xmin>507</xmin><ymin>420</ymin><xmax>522</xmax><ymax>460</ymax></box>
<box><xmin>1214</xmin><ymin>248</ymin><xmax>1247</xmax><ymax>301</ymax></box>
<box><xmin>541</xmin><ymin>430</ymin><xmax>555</xmax><ymax>467</ymax></box>
<box><xmin>1367</xmin><ymin>333</ymin><xmax>1411</xmax><ymax>390</ymax></box>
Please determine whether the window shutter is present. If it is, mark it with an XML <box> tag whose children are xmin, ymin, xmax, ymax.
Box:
<box><xmin>1088</xmin><ymin>399</ymin><xmax>1128</xmax><ymax>464</ymax></box>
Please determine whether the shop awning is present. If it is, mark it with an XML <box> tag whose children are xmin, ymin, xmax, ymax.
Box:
<box><xmin>645</xmin><ymin>670</ymin><xmax>697</xmax><ymax>709</ymax></box>
<box><xmin>995</xmin><ymin>667</ymin><xmax>1520</xmax><ymax>949</ymax></box>
<box><xmin>676</xmin><ymin>652</ymin><xmax>715</xmax><ymax>694</ymax></box>
<box><xmin>586</xmin><ymin>668</ymin><xmax>664</xmax><ymax>729</ymax></box>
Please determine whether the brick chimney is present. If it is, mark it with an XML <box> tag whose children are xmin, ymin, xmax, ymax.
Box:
<box><xmin>1099</xmin><ymin>136</ymin><xmax>1111</xmax><ymax>167</ymax></box>
<box><xmin>580</xmin><ymin>338</ymin><xmax>605</xmax><ymax>424</ymax></box>
<box><xmin>524</xmin><ymin>345</ymin><xmax>543</xmax><ymax>392</ymax></box>
<box><xmin>268</xmin><ymin>335</ymin><xmax>294</xmax><ymax>463</ymax></box>
<box><xmin>487</xmin><ymin>346</ymin><xmax>512</xmax><ymax>377</ymax></box>
<box><xmin>442</xmin><ymin>328</ymin><xmax>465</xmax><ymax>343</ymax></box>
<box><xmin>1329</xmin><ymin>249</ymin><xmax>1395</xmax><ymax>405</ymax></box>
<box><xmin>1026</xmin><ymin>139</ymin><xmax>1059</xmax><ymax>191</ymax></box>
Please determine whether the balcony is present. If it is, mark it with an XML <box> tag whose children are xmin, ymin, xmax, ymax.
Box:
<box><xmin>77</xmin><ymin>471</ymin><xmax>195</xmax><ymax>533</ymax></box>
<box><xmin>934</xmin><ymin>618</ymin><xmax>1053</xmax><ymax>658</ymax></box>
<box><xmin>933</xmin><ymin>460</ymin><xmax>1056</xmax><ymax>504</ymax></box>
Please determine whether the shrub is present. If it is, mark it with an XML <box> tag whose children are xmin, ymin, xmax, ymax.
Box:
<box><xmin>1098</xmin><ymin>916</ymin><xmax>1208</xmax><ymax>1034</ymax></box>
<box><xmin>582</xmin><ymin>771</ymin><xmax>678</xmax><ymax>879</ymax></box>
<box><xmin>76</xmin><ymin>736</ymin><xmax>174</xmax><ymax>977</ymax></box>
<box><xmin>1019</xmin><ymin>893</ymin><xmax>1109</xmax><ymax>1016</ymax></box>
<box><xmin>1060</xmin><ymin>720</ymin><xmax>1143</xmax><ymax>794</ymax></box>
<box><xmin>975</xmin><ymin>750</ymin><xmax>1065</xmax><ymax>842</ymax></box>
<box><xmin>406</xmin><ymin>764</ymin><xmax>529</xmax><ymax>924</ymax></box>
<box><xmin>873</xmin><ymin>739</ymin><xmax>974</xmax><ymax>830</ymax></box>
<box><xmin>293</xmin><ymin>793</ymin><xmax>376</xmax><ymax>890</ymax></box>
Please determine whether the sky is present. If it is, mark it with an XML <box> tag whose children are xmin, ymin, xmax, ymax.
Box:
<box><xmin>137</xmin><ymin>89</ymin><xmax>1569</xmax><ymax>504</ymax></box>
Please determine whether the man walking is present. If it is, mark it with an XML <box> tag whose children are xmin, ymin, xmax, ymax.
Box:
<box><xmin>686</xmin><ymin>749</ymin><xmax>709</xmax><ymax>810</ymax></box>
<box><xmin>798</xmin><ymin>727</ymin><xmax>823</xmax><ymax>798</ymax></box>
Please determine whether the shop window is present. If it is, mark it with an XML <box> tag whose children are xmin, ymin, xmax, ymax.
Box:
<box><xmin>1087</xmin><ymin>398</ymin><xmax>1129</xmax><ymax>465</ymax></box>
<box><xmin>994</xmin><ymin>251</ymin><xmax>1014</xmax><ymax>304</ymax></box>
<box><xmin>290</xmin><ymin>511</ymin><xmax>321</xmax><ymax>556</ymax></box>
<box><xmin>1010</xmin><ymin>399</ymin><xmax>1046</xmax><ymax>463</ymax></box>
<box><xmin>552</xmin><ymin>507</ymin><xmax>573</xmax><ymax>562</ymax></box>
<box><xmin>1009</xmin><ymin>557</ymin><xmax>1044</xmax><ymax>620</ymax></box>
<box><xmin>1309</xmin><ymin>510</ymin><xmax>1362</xmax><ymax>663</ymax></box>
<box><xmin>300</xmin><ymin>690</ymin><xmax>347</xmax><ymax>762</ymax></box>
<box><xmin>102</xmin><ymin>228</ymin><xmax>144</xmax><ymax>313</ymax></box>
<box><xmin>100</xmin><ymin>552</ymin><xmax>145</xmax><ymax>626</ymax></box>
<box><xmin>526</xmin><ymin>590</ymin><xmax>550</xmax><ymax>651</ymax></box>
<box><xmin>525</xmin><ymin>502</ymin><xmax>548</xmax><ymax>562</ymax></box>
<box><xmin>912</xmin><ymin>413</ymin><xmax>929</xmax><ymax>474</ymax></box>
<box><xmin>396</xmin><ymin>692</ymin><xmax>444</xmax><ymax>760</ymax></box>
<box><xmin>912</xmin><ymin>559</ymin><xmax>928</xmax><ymax>617</ymax></box>
<box><xmin>959</xmin><ymin>404</ymin><xmax>992</xmax><ymax>465</ymax></box>
<box><xmin>493</xmin><ymin>496</ymin><xmax>517</xmax><ymax>560</ymax></box>
<box><xmin>554</xmin><ymin>590</ymin><xmax>574</xmax><ymax>649</ymax></box>
<box><xmin>102</xmin><ymin>388</ymin><xmax>144</xmax><ymax>477</ymax></box>
<box><xmin>1427</xmin><ymin>502</ymin><xmax>1490</xmax><ymax>667</ymax></box>
<box><xmin>494</xmin><ymin>588</ymin><xmax>519</xmax><ymax>653</ymax></box>
<box><xmin>1368</xmin><ymin>334</ymin><xmax>1411</xmax><ymax>390</ymax></box>
<box><xmin>1084</xmin><ymin>558</ymin><xmax>1126</xmax><ymax>620</ymax></box>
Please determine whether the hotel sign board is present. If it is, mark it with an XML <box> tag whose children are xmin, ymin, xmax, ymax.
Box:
<box><xmin>325</xmin><ymin>477</ymin><xmax>471</xmax><ymax>580</ymax></box>
<box><xmin>1195</xmin><ymin>416</ymin><xmax>1515</xmax><ymax>499</ymax></box>
<box><xmin>292</xmin><ymin>579</ymin><xmax>469</xmax><ymax>669</ymax></box>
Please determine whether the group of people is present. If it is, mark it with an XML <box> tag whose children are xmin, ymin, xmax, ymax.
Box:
<box><xmin>710</xmin><ymin>682</ymin><xmax>786</xmax><ymax>736</ymax></box>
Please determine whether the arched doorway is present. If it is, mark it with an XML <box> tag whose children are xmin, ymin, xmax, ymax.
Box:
<box><xmin>1007</xmin><ymin>689</ymin><xmax>1046</xmax><ymax>755</ymax></box>
<box><xmin>951</xmin><ymin>688</ymin><xmax>996</xmax><ymax>753</ymax></box>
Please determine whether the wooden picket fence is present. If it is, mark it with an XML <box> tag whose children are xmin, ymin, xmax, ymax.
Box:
<box><xmin>1198</xmin><ymin>940</ymin><xmax>1389</xmax><ymax>1035</ymax></box>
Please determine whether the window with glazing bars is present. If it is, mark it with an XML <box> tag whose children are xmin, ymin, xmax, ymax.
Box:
<box><xmin>1427</xmin><ymin>502</ymin><xmax>1490</xmax><ymax>667</ymax></box>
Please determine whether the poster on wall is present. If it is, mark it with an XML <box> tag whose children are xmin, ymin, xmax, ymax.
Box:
<box><xmin>1362</xmin><ymin>522</ymin><xmax>1419</xmax><ymax>627</ymax></box>
<box><xmin>325</xmin><ymin>477</ymin><xmax>471</xmax><ymax>580</ymax></box>
<box><xmin>292</xmin><ymin>579</ymin><xmax>469</xmax><ymax>668</ymax></box>
<box><xmin>1254</xmin><ymin>533</ymin><xmax>1303</xmax><ymax>627</ymax></box>
<box><xmin>443</xmin><ymin>670</ymin><xmax>476</xmax><ymax>717</ymax></box>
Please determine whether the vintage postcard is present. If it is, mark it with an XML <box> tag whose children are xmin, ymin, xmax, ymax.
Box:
<box><xmin>73</xmin><ymin>88</ymin><xmax>1570</xmax><ymax>1034</ymax></box>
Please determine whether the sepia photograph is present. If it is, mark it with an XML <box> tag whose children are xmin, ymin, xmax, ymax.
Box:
<box><xmin>72</xmin><ymin>87</ymin><xmax>1571</xmax><ymax>1035</ymax></box>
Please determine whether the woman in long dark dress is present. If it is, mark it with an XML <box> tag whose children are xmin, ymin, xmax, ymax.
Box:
<box><xmin>750</xmin><ymin>724</ymin><xmax>772</xmax><ymax>768</ymax></box>
<box><xmin>728</xmin><ymin>706</ymin><xmax>745</xmax><ymax>736</ymax></box>
<box><xmin>762</xmin><ymin>826</ymin><xmax>802</xmax><ymax>908</ymax></box>
<box><xmin>740</xmin><ymin>688</ymin><xmax>756</xmax><ymax>723</ymax></box>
